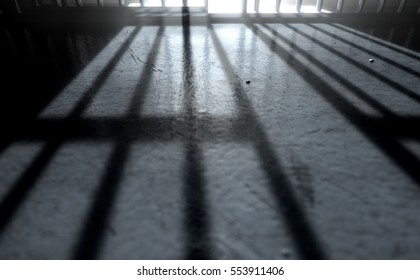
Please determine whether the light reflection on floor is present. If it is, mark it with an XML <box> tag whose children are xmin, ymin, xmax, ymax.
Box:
<box><xmin>126</xmin><ymin>0</ymin><xmax>325</xmax><ymax>13</ymax></box>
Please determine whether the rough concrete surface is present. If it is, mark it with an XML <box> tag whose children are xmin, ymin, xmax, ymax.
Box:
<box><xmin>0</xmin><ymin>14</ymin><xmax>420</xmax><ymax>259</ymax></box>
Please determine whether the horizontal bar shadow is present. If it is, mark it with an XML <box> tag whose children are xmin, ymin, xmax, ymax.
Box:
<box><xmin>209</xmin><ymin>24</ymin><xmax>327</xmax><ymax>260</ymax></box>
<box><xmin>252</xmin><ymin>23</ymin><xmax>420</xmax><ymax>188</ymax></box>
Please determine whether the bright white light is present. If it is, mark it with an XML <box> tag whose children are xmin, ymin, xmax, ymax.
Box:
<box><xmin>141</xmin><ymin>0</ymin><xmax>162</xmax><ymax>7</ymax></box>
<box><xmin>187</xmin><ymin>0</ymin><xmax>205</xmax><ymax>6</ymax></box>
<box><xmin>127</xmin><ymin>0</ymin><xmax>204</xmax><ymax>7</ymax></box>
<box><xmin>127</xmin><ymin>0</ymin><xmax>321</xmax><ymax>13</ymax></box>
<box><xmin>299</xmin><ymin>5</ymin><xmax>320</xmax><ymax>13</ymax></box>
<box><xmin>208</xmin><ymin>0</ymin><xmax>243</xmax><ymax>13</ymax></box>
<box><xmin>208</xmin><ymin>0</ymin><xmax>320</xmax><ymax>13</ymax></box>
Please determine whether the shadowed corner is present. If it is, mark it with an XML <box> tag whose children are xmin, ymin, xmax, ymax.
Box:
<box><xmin>208</xmin><ymin>23</ymin><xmax>327</xmax><ymax>260</ymax></box>
<box><xmin>182</xmin><ymin>5</ymin><xmax>213</xmax><ymax>260</ymax></box>
<box><xmin>0</xmin><ymin>24</ymin><xmax>126</xmax><ymax>156</ymax></box>
<box><xmin>0</xmin><ymin>26</ymin><xmax>141</xmax><ymax>241</ymax></box>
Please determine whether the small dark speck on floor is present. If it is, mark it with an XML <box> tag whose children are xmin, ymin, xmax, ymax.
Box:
<box><xmin>246</xmin><ymin>80</ymin><xmax>251</xmax><ymax>84</ymax></box>
<box><xmin>281</xmin><ymin>248</ymin><xmax>291</xmax><ymax>258</ymax></box>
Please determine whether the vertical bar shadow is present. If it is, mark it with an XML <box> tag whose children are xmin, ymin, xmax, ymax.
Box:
<box><xmin>209</xmin><ymin>24</ymin><xmax>327</xmax><ymax>260</ymax></box>
<box><xmin>0</xmin><ymin>26</ymin><xmax>128</xmax><ymax>157</ymax></box>
<box><xmin>251</xmin><ymin>23</ymin><xmax>420</xmax><ymax>188</ymax></box>
<box><xmin>332</xmin><ymin>23</ymin><xmax>420</xmax><ymax>60</ymax></box>
<box><xmin>72</xmin><ymin>25</ymin><xmax>165</xmax><ymax>259</ymax></box>
<box><xmin>282</xmin><ymin>23</ymin><xmax>420</xmax><ymax>104</ymax></box>
<box><xmin>68</xmin><ymin>26</ymin><xmax>142</xmax><ymax>117</ymax></box>
<box><xmin>0</xmin><ymin>27</ymin><xmax>142</xmax><ymax>239</ymax></box>
<box><xmin>71</xmin><ymin>141</ymin><xmax>130</xmax><ymax>259</ymax></box>
<box><xmin>182</xmin><ymin>6</ymin><xmax>213</xmax><ymax>260</ymax></box>
<box><xmin>307</xmin><ymin>24</ymin><xmax>420</xmax><ymax>79</ymax></box>
<box><xmin>0</xmin><ymin>141</ymin><xmax>61</xmax><ymax>235</ymax></box>
<box><xmin>269</xmin><ymin>24</ymin><xmax>397</xmax><ymax>117</ymax></box>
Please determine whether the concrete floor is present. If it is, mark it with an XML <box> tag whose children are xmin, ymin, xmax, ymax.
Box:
<box><xmin>0</xmin><ymin>12</ymin><xmax>420</xmax><ymax>259</ymax></box>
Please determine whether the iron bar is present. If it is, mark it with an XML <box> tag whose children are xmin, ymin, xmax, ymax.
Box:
<box><xmin>275</xmin><ymin>0</ymin><xmax>281</xmax><ymax>12</ymax></box>
<box><xmin>397</xmin><ymin>0</ymin><xmax>407</xmax><ymax>13</ymax></box>
<box><xmin>296</xmin><ymin>0</ymin><xmax>302</xmax><ymax>12</ymax></box>
<box><xmin>316</xmin><ymin>0</ymin><xmax>323</xmax><ymax>12</ymax></box>
<box><xmin>31</xmin><ymin>0</ymin><xmax>40</xmax><ymax>8</ymax></box>
<box><xmin>13</xmin><ymin>0</ymin><xmax>22</xmax><ymax>12</ymax></box>
<box><xmin>377</xmin><ymin>0</ymin><xmax>386</xmax><ymax>13</ymax></box>
<box><xmin>337</xmin><ymin>0</ymin><xmax>344</xmax><ymax>13</ymax></box>
<box><xmin>356</xmin><ymin>0</ymin><xmax>365</xmax><ymax>13</ymax></box>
